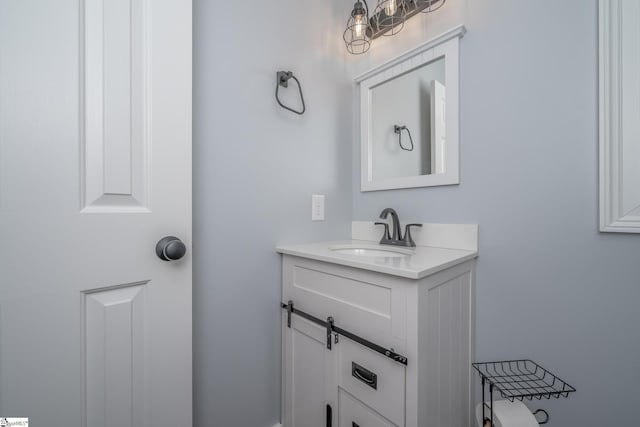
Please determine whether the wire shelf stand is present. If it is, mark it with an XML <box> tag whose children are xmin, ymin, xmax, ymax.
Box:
<box><xmin>472</xmin><ymin>359</ymin><xmax>576</xmax><ymax>426</ymax></box>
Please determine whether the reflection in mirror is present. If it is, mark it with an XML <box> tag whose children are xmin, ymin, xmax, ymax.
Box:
<box><xmin>370</xmin><ymin>57</ymin><xmax>445</xmax><ymax>180</ymax></box>
<box><xmin>357</xmin><ymin>25</ymin><xmax>465</xmax><ymax>192</ymax></box>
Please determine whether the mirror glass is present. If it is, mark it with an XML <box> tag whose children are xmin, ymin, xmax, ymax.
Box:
<box><xmin>370</xmin><ymin>57</ymin><xmax>445</xmax><ymax>180</ymax></box>
<box><xmin>357</xmin><ymin>26</ymin><xmax>465</xmax><ymax>192</ymax></box>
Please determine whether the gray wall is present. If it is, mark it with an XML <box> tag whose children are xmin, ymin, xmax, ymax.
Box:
<box><xmin>193</xmin><ymin>1</ymin><xmax>353</xmax><ymax>426</ymax></box>
<box><xmin>195</xmin><ymin>0</ymin><xmax>640</xmax><ymax>425</ymax></box>
<box><xmin>353</xmin><ymin>1</ymin><xmax>640</xmax><ymax>425</ymax></box>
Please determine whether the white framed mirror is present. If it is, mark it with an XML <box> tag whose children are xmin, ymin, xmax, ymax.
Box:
<box><xmin>356</xmin><ymin>26</ymin><xmax>465</xmax><ymax>192</ymax></box>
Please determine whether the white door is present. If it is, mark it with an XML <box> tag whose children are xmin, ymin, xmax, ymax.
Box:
<box><xmin>430</xmin><ymin>79</ymin><xmax>446</xmax><ymax>174</ymax></box>
<box><xmin>0</xmin><ymin>0</ymin><xmax>192</xmax><ymax>426</ymax></box>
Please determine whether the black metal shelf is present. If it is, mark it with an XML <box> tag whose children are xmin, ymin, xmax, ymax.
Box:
<box><xmin>473</xmin><ymin>359</ymin><xmax>575</xmax><ymax>401</ymax></box>
<box><xmin>472</xmin><ymin>360</ymin><xmax>575</xmax><ymax>425</ymax></box>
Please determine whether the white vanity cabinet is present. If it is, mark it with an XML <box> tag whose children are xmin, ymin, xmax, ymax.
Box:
<box><xmin>279</xmin><ymin>225</ymin><xmax>477</xmax><ymax>427</ymax></box>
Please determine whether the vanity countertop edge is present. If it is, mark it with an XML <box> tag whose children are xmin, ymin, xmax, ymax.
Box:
<box><xmin>276</xmin><ymin>222</ymin><xmax>478</xmax><ymax>280</ymax></box>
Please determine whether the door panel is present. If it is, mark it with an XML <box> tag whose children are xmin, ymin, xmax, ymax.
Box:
<box><xmin>283</xmin><ymin>314</ymin><xmax>337</xmax><ymax>427</ymax></box>
<box><xmin>83</xmin><ymin>0</ymin><xmax>149</xmax><ymax>212</ymax></box>
<box><xmin>0</xmin><ymin>0</ymin><xmax>192</xmax><ymax>425</ymax></box>
<box><xmin>85</xmin><ymin>283</ymin><xmax>147</xmax><ymax>427</ymax></box>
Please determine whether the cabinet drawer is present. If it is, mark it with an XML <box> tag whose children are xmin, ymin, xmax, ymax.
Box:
<box><xmin>338</xmin><ymin>337</ymin><xmax>405</xmax><ymax>426</ymax></box>
<box><xmin>339</xmin><ymin>389</ymin><xmax>398</xmax><ymax>427</ymax></box>
<box><xmin>282</xmin><ymin>255</ymin><xmax>407</xmax><ymax>351</ymax></box>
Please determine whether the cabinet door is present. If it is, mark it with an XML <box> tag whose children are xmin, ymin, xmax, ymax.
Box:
<box><xmin>283</xmin><ymin>313</ymin><xmax>338</xmax><ymax>427</ymax></box>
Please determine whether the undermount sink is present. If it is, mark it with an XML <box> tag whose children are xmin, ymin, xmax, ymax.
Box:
<box><xmin>329</xmin><ymin>243</ymin><xmax>414</xmax><ymax>258</ymax></box>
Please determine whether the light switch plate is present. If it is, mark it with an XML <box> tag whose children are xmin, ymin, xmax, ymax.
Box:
<box><xmin>312</xmin><ymin>194</ymin><xmax>325</xmax><ymax>221</ymax></box>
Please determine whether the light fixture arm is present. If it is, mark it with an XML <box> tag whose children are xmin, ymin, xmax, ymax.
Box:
<box><xmin>350</xmin><ymin>0</ymin><xmax>369</xmax><ymax>18</ymax></box>
<box><xmin>362</xmin><ymin>0</ymin><xmax>369</xmax><ymax>15</ymax></box>
<box><xmin>368</xmin><ymin>0</ymin><xmax>447</xmax><ymax>40</ymax></box>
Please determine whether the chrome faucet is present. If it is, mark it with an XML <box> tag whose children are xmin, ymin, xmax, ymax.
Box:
<box><xmin>375</xmin><ymin>208</ymin><xmax>422</xmax><ymax>247</ymax></box>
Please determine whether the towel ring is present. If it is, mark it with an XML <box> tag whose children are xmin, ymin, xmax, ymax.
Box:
<box><xmin>276</xmin><ymin>71</ymin><xmax>306</xmax><ymax>115</ymax></box>
<box><xmin>394</xmin><ymin>125</ymin><xmax>414</xmax><ymax>151</ymax></box>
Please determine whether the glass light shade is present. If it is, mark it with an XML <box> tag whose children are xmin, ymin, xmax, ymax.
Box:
<box><xmin>385</xmin><ymin>0</ymin><xmax>398</xmax><ymax>15</ymax></box>
<box><xmin>373</xmin><ymin>0</ymin><xmax>405</xmax><ymax>36</ymax></box>
<box><xmin>354</xmin><ymin>13</ymin><xmax>367</xmax><ymax>37</ymax></box>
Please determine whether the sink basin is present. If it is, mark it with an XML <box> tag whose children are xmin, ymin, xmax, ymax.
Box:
<box><xmin>329</xmin><ymin>244</ymin><xmax>413</xmax><ymax>258</ymax></box>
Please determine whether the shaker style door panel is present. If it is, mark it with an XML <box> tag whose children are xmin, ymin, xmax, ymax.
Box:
<box><xmin>282</xmin><ymin>313</ymin><xmax>337</xmax><ymax>427</ymax></box>
<box><xmin>282</xmin><ymin>256</ymin><xmax>407</xmax><ymax>353</ymax></box>
<box><xmin>83</xmin><ymin>0</ymin><xmax>151</xmax><ymax>212</ymax></box>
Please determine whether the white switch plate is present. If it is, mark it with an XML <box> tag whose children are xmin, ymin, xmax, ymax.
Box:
<box><xmin>312</xmin><ymin>194</ymin><xmax>325</xmax><ymax>221</ymax></box>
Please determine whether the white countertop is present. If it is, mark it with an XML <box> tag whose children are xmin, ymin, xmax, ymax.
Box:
<box><xmin>276</xmin><ymin>222</ymin><xmax>478</xmax><ymax>279</ymax></box>
<box><xmin>276</xmin><ymin>239</ymin><xmax>477</xmax><ymax>280</ymax></box>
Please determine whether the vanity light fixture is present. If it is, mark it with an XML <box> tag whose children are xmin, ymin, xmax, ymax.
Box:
<box><xmin>344</xmin><ymin>0</ymin><xmax>447</xmax><ymax>54</ymax></box>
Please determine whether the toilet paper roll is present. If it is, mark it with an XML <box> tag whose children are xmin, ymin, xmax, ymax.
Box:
<box><xmin>475</xmin><ymin>399</ymin><xmax>539</xmax><ymax>427</ymax></box>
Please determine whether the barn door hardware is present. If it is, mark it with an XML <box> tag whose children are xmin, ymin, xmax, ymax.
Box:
<box><xmin>281</xmin><ymin>301</ymin><xmax>407</xmax><ymax>365</ymax></box>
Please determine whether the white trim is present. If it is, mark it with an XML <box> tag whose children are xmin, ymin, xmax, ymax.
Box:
<box><xmin>599</xmin><ymin>0</ymin><xmax>640</xmax><ymax>232</ymax></box>
<box><xmin>354</xmin><ymin>25</ymin><xmax>466</xmax><ymax>83</ymax></box>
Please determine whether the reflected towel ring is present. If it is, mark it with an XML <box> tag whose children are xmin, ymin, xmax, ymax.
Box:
<box><xmin>276</xmin><ymin>71</ymin><xmax>306</xmax><ymax>115</ymax></box>
<box><xmin>394</xmin><ymin>125</ymin><xmax>414</xmax><ymax>151</ymax></box>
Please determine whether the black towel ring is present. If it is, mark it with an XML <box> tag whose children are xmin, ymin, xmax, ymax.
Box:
<box><xmin>394</xmin><ymin>125</ymin><xmax>414</xmax><ymax>151</ymax></box>
<box><xmin>276</xmin><ymin>71</ymin><xmax>306</xmax><ymax>115</ymax></box>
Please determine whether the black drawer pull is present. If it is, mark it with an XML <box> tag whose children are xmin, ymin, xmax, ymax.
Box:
<box><xmin>353</xmin><ymin>423</ymin><xmax>360</xmax><ymax>427</ymax></box>
<box><xmin>352</xmin><ymin>362</ymin><xmax>377</xmax><ymax>390</ymax></box>
<box><xmin>326</xmin><ymin>404</ymin><xmax>332</xmax><ymax>427</ymax></box>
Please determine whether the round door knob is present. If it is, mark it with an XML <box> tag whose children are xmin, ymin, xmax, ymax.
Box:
<box><xmin>156</xmin><ymin>236</ymin><xmax>187</xmax><ymax>261</ymax></box>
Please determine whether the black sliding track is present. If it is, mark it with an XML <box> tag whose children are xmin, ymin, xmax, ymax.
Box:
<box><xmin>281</xmin><ymin>301</ymin><xmax>408</xmax><ymax>366</ymax></box>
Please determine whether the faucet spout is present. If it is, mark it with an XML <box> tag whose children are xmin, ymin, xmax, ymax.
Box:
<box><xmin>379</xmin><ymin>208</ymin><xmax>402</xmax><ymax>242</ymax></box>
<box><xmin>377</xmin><ymin>208</ymin><xmax>421</xmax><ymax>247</ymax></box>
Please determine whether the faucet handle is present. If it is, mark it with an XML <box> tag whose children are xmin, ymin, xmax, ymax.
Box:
<box><xmin>403</xmin><ymin>223</ymin><xmax>422</xmax><ymax>247</ymax></box>
<box><xmin>374</xmin><ymin>222</ymin><xmax>391</xmax><ymax>242</ymax></box>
